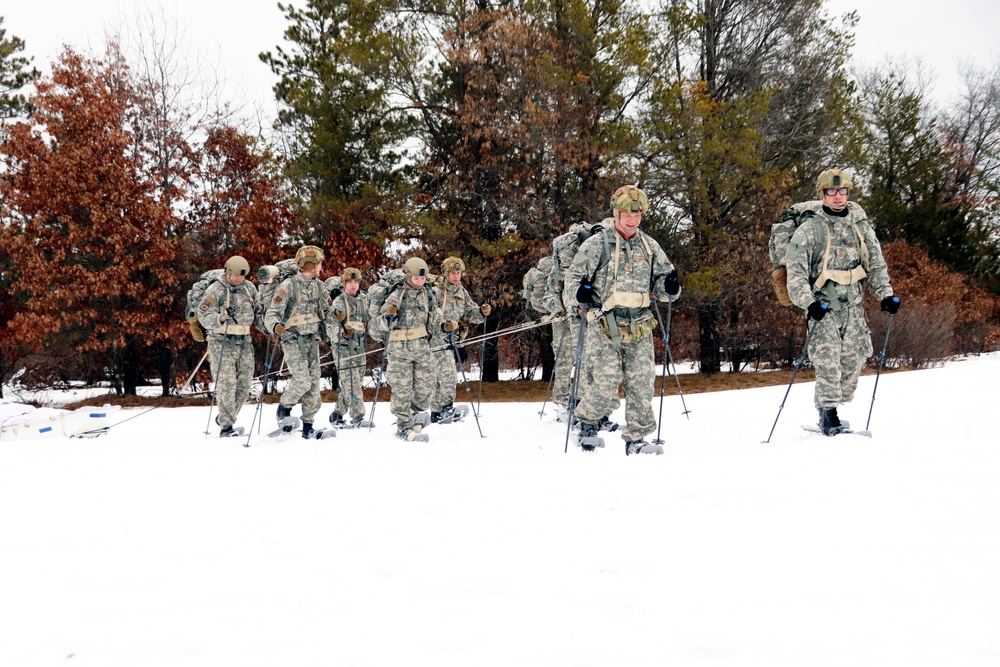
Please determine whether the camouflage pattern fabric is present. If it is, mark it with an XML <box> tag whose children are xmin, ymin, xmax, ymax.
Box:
<box><xmin>523</xmin><ymin>259</ymin><xmax>552</xmax><ymax>315</ymax></box>
<box><xmin>206</xmin><ymin>336</ymin><xmax>255</xmax><ymax>430</ymax></box>
<box><xmin>197</xmin><ymin>276</ymin><xmax>261</xmax><ymax>430</ymax></box>
<box><xmin>550</xmin><ymin>316</ymin><xmax>583</xmax><ymax>408</ymax></box>
<box><xmin>265</xmin><ymin>273</ymin><xmax>332</xmax><ymax>423</ymax></box>
<box><xmin>562</xmin><ymin>225</ymin><xmax>678</xmax><ymax>441</ymax></box>
<box><xmin>784</xmin><ymin>204</ymin><xmax>892</xmax><ymax>311</ymax></box>
<box><xmin>380</xmin><ymin>283</ymin><xmax>443</xmax><ymax>432</ymax></box>
<box><xmin>807</xmin><ymin>306</ymin><xmax>874</xmax><ymax>409</ymax></box>
<box><xmin>785</xmin><ymin>204</ymin><xmax>893</xmax><ymax>409</ymax></box>
<box><xmin>280</xmin><ymin>333</ymin><xmax>323</xmax><ymax>422</ymax></box>
<box><xmin>429</xmin><ymin>281</ymin><xmax>482</xmax><ymax>411</ymax></box>
<box><xmin>330</xmin><ymin>291</ymin><xmax>369</xmax><ymax>420</ymax></box>
<box><xmin>429</xmin><ymin>346</ymin><xmax>459</xmax><ymax>412</ymax></box>
<box><xmin>574</xmin><ymin>320</ymin><xmax>657</xmax><ymax>442</ymax></box>
<box><xmin>264</xmin><ymin>273</ymin><xmax>332</xmax><ymax>338</ymax></box>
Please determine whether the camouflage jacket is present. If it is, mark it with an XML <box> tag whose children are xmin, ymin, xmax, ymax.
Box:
<box><xmin>785</xmin><ymin>205</ymin><xmax>893</xmax><ymax>311</ymax></box>
<box><xmin>523</xmin><ymin>264</ymin><xmax>551</xmax><ymax>315</ymax></box>
<box><xmin>328</xmin><ymin>291</ymin><xmax>370</xmax><ymax>350</ymax></box>
<box><xmin>432</xmin><ymin>281</ymin><xmax>482</xmax><ymax>344</ymax></box>
<box><xmin>197</xmin><ymin>276</ymin><xmax>262</xmax><ymax>338</ymax></box>
<box><xmin>264</xmin><ymin>272</ymin><xmax>333</xmax><ymax>338</ymax></box>
<box><xmin>380</xmin><ymin>282</ymin><xmax>444</xmax><ymax>345</ymax></box>
<box><xmin>563</xmin><ymin>224</ymin><xmax>678</xmax><ymax>325</ymax></box>
<box><xmin>545</xmin><ymin>220</ymin><xmax>611</xmax><ymax>315</ymax></box>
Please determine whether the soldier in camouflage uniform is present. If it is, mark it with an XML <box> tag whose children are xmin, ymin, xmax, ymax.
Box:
<box><xmin>379</xmin><ymin>257</ymin><xmax>446</xmax><ymax>440</ymax></box>
<box><xmin>563</xmin><ymin>185</ymin><xmax>681</xmax><ymax>455</ymax></box>
<box><xmin>197</xmin><ymin>256</ymin><xmax>262</xmax><ymax>437</ymax></box>
<box><xmin>328</xmin><ymin>267</ymin><xmax>370</xmax><ymax>427</ymax></box>
<box><xmin>429</xmin><ymin>257</ymin><xmax>489</xmax><ymax>423</ymax></box>
<box><xmin>545</xmin><ymin>221</ymin><xmax>607</xmax><ymax>423</ymax></box>
<box><xmin>785</xmin><ymin>170</ymin><xmax>900</xmax><ymax>435</ymax></box>
<box><xmin>264</xmin><ymin>245</ymin><xmax>334</xmax><ymax>438</ymax></box>
<box><xmin>523</xmin><ymin>256</ymin><xmax>553</xmax><ymax>316</ymax></box>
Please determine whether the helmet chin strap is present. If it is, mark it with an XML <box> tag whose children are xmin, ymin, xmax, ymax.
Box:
<box><xmin>828</xmin><ymin>202</ymin><xmax>848</xmax><ymax>212</ymax></box>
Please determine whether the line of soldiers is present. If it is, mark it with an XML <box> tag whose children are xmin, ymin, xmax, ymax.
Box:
<box><xmin>194</xmin><ymin>169</ymin><xmax>900</xmax><ymax>449</ymax></box>
<box><xmin>194</xmin><ymin>247</ymin><xmax>489</xmax><ymax>441</ymax></box>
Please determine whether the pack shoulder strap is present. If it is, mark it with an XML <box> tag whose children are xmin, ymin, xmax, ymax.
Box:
<box><xmin>812</xmin><ymin>217</ymin><xmax>870</xmax><ymax>290</ymax></box>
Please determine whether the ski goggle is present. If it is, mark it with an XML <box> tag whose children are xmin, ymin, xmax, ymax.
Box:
<box><xmin>823</xmin><ymin>187</ymin><xmax>849</xmax><ymax>196</ymax></box>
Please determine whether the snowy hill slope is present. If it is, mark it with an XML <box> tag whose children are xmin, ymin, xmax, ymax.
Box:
<box><xmin>2</xmin><ymin>355</ymin><xmax>998</xmax><ymax>666</ymax></box>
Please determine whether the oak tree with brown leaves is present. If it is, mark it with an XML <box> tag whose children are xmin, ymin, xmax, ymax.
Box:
<box><xmin>0</xmin><ymin>45</ymin><xmax>182</xmax><ymax>395</ymax></box>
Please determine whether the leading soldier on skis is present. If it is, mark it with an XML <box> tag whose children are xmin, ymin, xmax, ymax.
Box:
<box><xmin>784</xmin><ymin>170</ymin><xmax>900</xmax><ymax>435</ymax></box>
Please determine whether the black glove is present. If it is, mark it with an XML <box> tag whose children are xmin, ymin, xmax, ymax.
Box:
<box><xmin>223</xmin><ymin>306</ymin><xmax>237</xmax><ymax>323</ymax></box>
<box><xmin>665</xmin><ymin>269</ymin><xmax>680</xmax><ymax>296</ymax></box>
<box><xmin>880</xmin><ymin>295</ymin><xmax>901</xmax><ymax>315</ymax></box>
<box><xmin>576</xmin><ymin>281</ymin><xmax>593</xmax><ymax>305</ymax></box>
<box><xmin>807</xmin><ymin>301</ymin><xmax>829</xmax><ymax>322</ymax></box>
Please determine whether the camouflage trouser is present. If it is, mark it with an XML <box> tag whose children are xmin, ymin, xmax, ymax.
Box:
<box><xmin>334</xmin><ymin>339</ymin><xmax>366</xmax><ymax>421</ymax></box>
<box><xmin>207</xmin><ymin>335</ymin><xmax>255</xmax><ymax>430</ymax></box>
<box><xmin>552</xmin><ymin>317</ymin><xmax>588</xmax><ymax>408</ymax></box>
<box><xmin>575</xmin><ymin>319</ymin><xmax>656</xmax><ymax>442</ymax></box>
<box><xmin>429</xmin><ymin>345</ymin><xmax>458</xmax><ymax>412</ymax></box>
<box><xmin>807</xmin><ymin>303</ymin><xmax>873</xmax><ymax>409</ymax></box>
<box><xmin>279</xmin><ymin>332</ymin><xmax>323</xmax><ymax>423</ymax></box>
<box><xmin>386</xmin><ymin>339</ymin><xmax>434</xmax><ymax>431</ymax></box>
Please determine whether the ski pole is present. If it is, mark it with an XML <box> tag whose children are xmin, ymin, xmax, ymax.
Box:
<box><xmin>538</xmin><ymin>318</ymin><xmax>568</xmax><ymax>419</ymax></box>
<box><xmin>649</xmin><ymin>300</ymin><xmax>669</xmax><ymax>444</ymax></box>
<box><xmin>178</xmin><ymin>350</ymin><xmax>209</xmax><ymax>396</ymax></box>
<box><xmin>564</xmin><ymin>308</ymin><xmax>589</xmax><ymax>453</ymax></box>
<box><xmin>865</xmin><ymin>312</ymin><xmax>895</xmax><ymax>431</ymax></box>
<box><xmin>449</xmin><ymin>330</ymin><xmax>485</xmax><ymax>437</ymax></box>
<box><xmin>763</xmin><ymin>316</ymin><xmax>819</xmax><ymax>443</ymax></box>
<box><xmin>477</xmin><ymin>312</ymin><xmax>487</xmax><ymax>416</ymax></box>
<box><xmin>245</xmin><ymin>333</ymin><xmax>279</xmax><ymax>444</ymax></box>
<box><xmin>367</xmin><ymin>316</ymin><xmax>396</xmax><ymax>433</ymax></box>
<box><xmin>651</xmin><ymin>298</ymin><xmax>690</xmax><ymax>432</ymax></box>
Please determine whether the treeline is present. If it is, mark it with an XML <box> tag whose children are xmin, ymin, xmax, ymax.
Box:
<box><xmin>1</xmin><ymin>2</ymin><xmax>999</xmax><ymax>396</ymax></box>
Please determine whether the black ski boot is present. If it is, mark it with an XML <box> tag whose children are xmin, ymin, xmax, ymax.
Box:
<box><xmin>430</xmin><ymin>410</ymin><xmax>442</xmax><ymax>423</ymax></box>
<box><xmin>328</xmin><ymin>410</ymin><xmax>346</xmax><ymax>427</ymax></box>
<box><xmin>625</xmin><ymin>439</ymin><xmax>664</xmax><ymax>455</ymax></box>
<box><xmin>818</xmin><ymin>407</ymin><xmax>845</xmax><ymax>436</ymax></box>
<box><xmin>219</xmin><ymin>426</ymin><xmax>236</xmax><ymax>437</ymax></box>
<box><xmin>277</xmin><ymin>403</ymin><xmax>292</xmax><ymax>422</ymax></box>
<box><xmin>577</xmin><ymin>422</ymin><xmax>604</xmax><ymax>451</ymax></box>
<box><xmin>301</xmin><ymin>422</ymin><xmax>314</xmax><ymax>439</ymax></box>
<box><xmin>596</xmin><ymin>416</ymin><xmax>619</xmax><ymax>432</ymax></box>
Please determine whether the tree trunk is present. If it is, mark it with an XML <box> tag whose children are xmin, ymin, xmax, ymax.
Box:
<box><xmin>698</xmin><ymin>305</ymin><xmax>722</xmax><ymax>374</ymax></box>
<box><xmin>123</xmin><ymin>338</ymin><xmax>140</xmax><ymax>395</ymax></box>
<box><xmin>483</xmin><ymin>317</ymin><xmax>500</xmax><ymax>383</ymax></box>
<box><xmin>538</xmin><ymin>325</ymin><xmax>554</xmax><ymax>382</ymax></box>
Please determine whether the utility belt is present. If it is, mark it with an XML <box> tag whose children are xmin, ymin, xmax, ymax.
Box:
<box><xmin>813</xmin><ymin>266</ymin><xmax>866</xmax><ymax>291</ymax></box>
<box><xmin>214</xmin><ymin>324</ymin><xmax>251</xmax><ymax>336</ymax></box>
<box><xmin>596</xmin><ymin>314</ymin><xmax>656</xmax><ymax>345</ymax></box>
<box><xmin>602</xmin><ymin>291</ymin><xmax>650</xmax><ymax>310</ymax></box>
<box><xmin>285</xmin><ymin>312</ymin><xmax>323</xmax><ymax>327</ymax></box>
<box><xmin>388</xmin><ymin>325</ymin><xmax>428</xmax><ymax>342</ymax></box>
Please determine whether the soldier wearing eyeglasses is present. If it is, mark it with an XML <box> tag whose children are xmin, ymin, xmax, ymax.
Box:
<box><xmin>785</xmin><ymin>170</ymin><xmax>901</xmax><ymax>435</ymax></box>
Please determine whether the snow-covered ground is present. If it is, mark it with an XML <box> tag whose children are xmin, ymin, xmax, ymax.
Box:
<box><xmin>2</xmin><ymin>355</ymin><xmax>999</xmax><ymax>666</ymax></box>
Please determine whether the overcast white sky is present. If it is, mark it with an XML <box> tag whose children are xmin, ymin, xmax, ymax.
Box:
<box><xmin>4</xmin><ymin>0</ymin><xmax>999</xmax><ymax>120</ymax></box>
